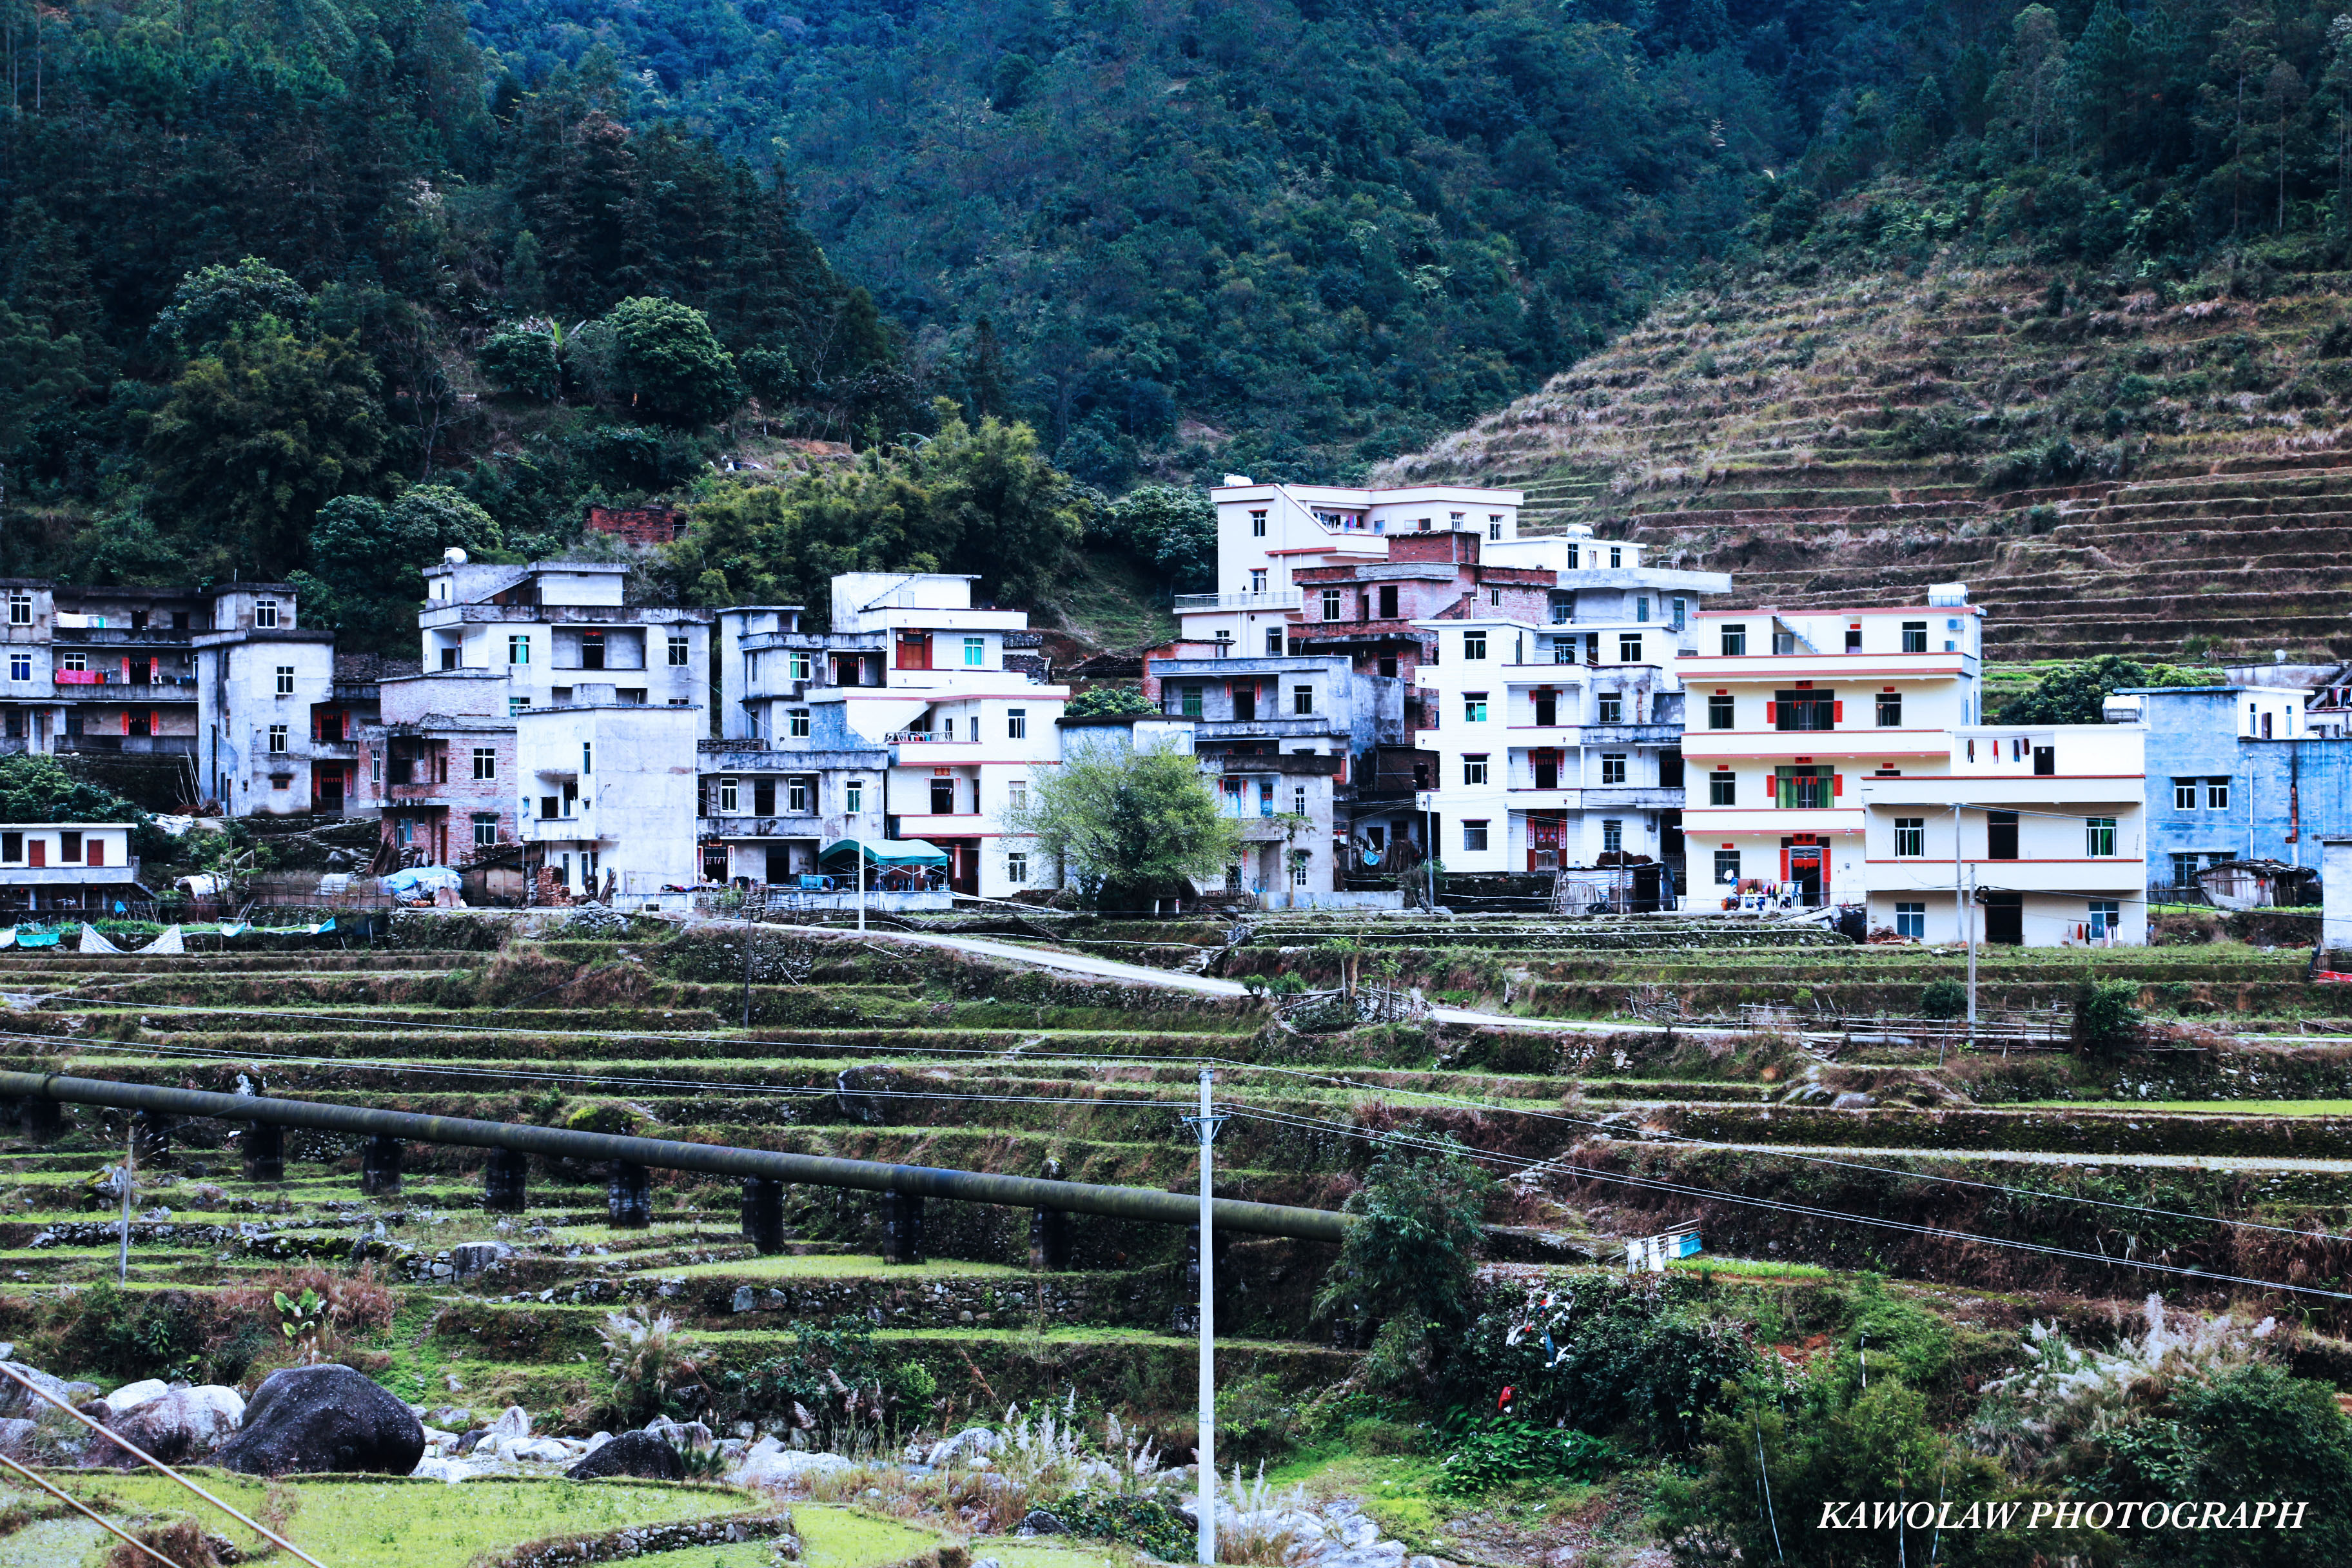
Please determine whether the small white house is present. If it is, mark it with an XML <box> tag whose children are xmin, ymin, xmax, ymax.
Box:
<box><xmin>0</xmin><ymin>822</ymin><xmax>142</xmax><ymax>916</ymax></box>
<box><xmin>516</xmin><ymin>697</ymin><xmax>699</xmax><ymax>902</ymax></box>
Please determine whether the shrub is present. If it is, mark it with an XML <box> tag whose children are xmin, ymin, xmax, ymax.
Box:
<box><xmin>1315</xmin><ymin>1137</ymin><xmax>1491</xmax><ymax>1391</ymax></box>
<box><xmin>1919</xmin><ymin>979</ymin><xmax>1968</xmax><ymax>1019</ymax></box>
<box><xmin>2074</xmin><ymin>977</ymin><xmax>2143</xmax><ymax>1053</ymax></box>
<box><xmin>1435</xmin><ymin>1418</ymin><xmax>1616</xmax><ymax>1494</ymax></box>
<box><xmin>597</xmin><ymin>1311</ymin><xmax>707</xmax><ymax>1428</ymax></box>
<box><xmin>1051</xmin><ymin>1493</ymin><xmax>1192</xmax><ymax>1560</ymax></box>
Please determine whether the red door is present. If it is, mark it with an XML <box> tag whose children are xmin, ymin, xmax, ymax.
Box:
<box><xmin>28</xmin><ymin>839</ymin><xmax>43</xmax><ymax>868</ymax></box>
<box><xmin>1527</xmin><ymin>814</ymin><xmax>1563</xmax><ymax>872</ymax></box>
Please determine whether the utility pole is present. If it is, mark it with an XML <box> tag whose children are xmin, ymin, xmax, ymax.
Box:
<box><xmin>1965</xmin><ymin>861</ymin><xmax>1978</xmax><ymax>1043</ymax></box>
<box><xmin>1181</xmin><ymin>1068</ymin><xmax>1228</xmax><ymax>1567</ymax></box>
<box><xmin>118</xmin><ymin>1118</ymin><xmax>135</xmax><ymax>1284</ymax></box>
<box><xmin>855</xmin><ymin>837</ymin><xmax>867</xmax><ymax>932</ymax></box>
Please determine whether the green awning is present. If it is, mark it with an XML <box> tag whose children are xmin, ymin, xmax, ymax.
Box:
<box><xmin>819</xmin><ymin>838</ymin><xmax>950</xmax><ymax>868</ymax></box>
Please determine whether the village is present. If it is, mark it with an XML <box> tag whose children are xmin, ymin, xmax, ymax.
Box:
<box><xmin>0</xmin><ymin>487</ymin><xmax>2333</xmax><ymax>948</ymax></box>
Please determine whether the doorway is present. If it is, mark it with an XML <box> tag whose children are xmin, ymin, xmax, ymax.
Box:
<box><xmin>1984</xmin><ymin>891</ymin><xmax>2024</xmax><ymax>945</ymax></box>
<box><xmin>1527</xmin><ymin>813</ymin><xmax>1563</xmax><ymax>872</ymax></box>
<box><xmin>1783</xmin><ymin>841</ymin><xmax>1824</xmax><ymax>906</ymax></box>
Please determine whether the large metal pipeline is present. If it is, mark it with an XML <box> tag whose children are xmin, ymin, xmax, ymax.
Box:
<box><xmin>0</xmin><ymin>1070</ymin><xmax>1349</xmax><ymax>1244</ymax></box>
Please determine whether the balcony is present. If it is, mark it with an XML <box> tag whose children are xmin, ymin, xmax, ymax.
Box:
<box><xmin>1578</xmin><ymin>785</ymin><xmax>1685</xmax><ymax>812</ymax></box>
<box><xmin>886</xmin><ymin>730</ymin><xmax>979</xmax><ymax>746</ymax></box>
<box><xmin>52</xmin><ymin>671</ymin><xmax>195</xmax><ymax>689</ymax></box>
<box><xmin>52</xmin><ymin>627</ymin><xmax>197</xmax><ymax>646</ymax></box>
<box><xmin>1576</xmin><ymin>723</ymin><xmax>1681</xmax><ymax>747</ymax></box>
<box><xmin>52</xmin><ymin>735</ymin><xmax>195</xmax><ymax>758</ymax></box>
<box><xmin>1171</xmin><ymin>591</ymin><xmax>1302</xmax><ymax>613</ymax></box>
<box><xmin>700</xmin><ymin>814</ymin><xmax>830</xmax><ymax>839</ymax></box>
<box><xmin>1188</xmin><ymin>716</ymin><xmax>1343</xmax><ymax>741</ymax></box>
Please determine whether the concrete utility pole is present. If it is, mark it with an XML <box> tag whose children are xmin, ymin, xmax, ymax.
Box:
<box><xmin>1965</xmin><ymin>861</ymin><xmax>1978</xmax><ymax>1041</ymax></box>
<box><xmin>1182</xmin><ymin>1068</ymin><xmax>1229</xmax><ymax>1567</ymax></box>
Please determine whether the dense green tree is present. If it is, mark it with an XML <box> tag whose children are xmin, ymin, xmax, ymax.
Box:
<box><xmin>304</xmin><ymin>486</ymin><xmax>504</xmax><ymax>652</ymax></box>
<box><xmin>1098</xmin><ymin>485</ymin><xmax>1217</xmax><ymax>591</ymax></box>
<box><xmin>1997</xmin><ymin>656</ymin><xmax>2219</xmax><ymax>724</ymax></box>
<box><xmin>604</xmin><ymin>298</ymin><xmax>740</xmax><ymax>428</ymax></box>
<box><xmin>144</xmin><ymin>321</ymin><xmax>389</xmax><ymax>578</ymax></box>
<box><xmin>999</xmin><ymin>741</ymin><xmax>1242</xmax><ymax>908</ymax></box>
<box><xmin>1063</xmin><ymin>685</ymin><xmax>1159</xmax><ymax>719</ymax></box>
<box><xmin>1315</xmin><ymin>1139</ymin><xmax>1492</xmax><ymax>1389</ymax></box>
<box><xmin>0</xmin><ymin>754</ymin><xmax>147</xmax><ymax>825</ymax></box>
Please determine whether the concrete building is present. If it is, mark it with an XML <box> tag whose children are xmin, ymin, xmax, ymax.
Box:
<box><xmin>360</xmin><ymin>557</ymin><xmax>710</xmax><ymax>872</ymax></box>
<box><xmin>2108</xmin><ymin>683</ymin><xmax>2352</xmax><ymax>894</ymax></box>
<box><xmin>1481</xmin><ymin>524</ymin><xmax>1733</xmax><ymax>654</ymax></box>
<box><xmin>1679</xmin><ymin>590</ymin><xmax>1984</xmax><ymax>908</ymax></box>
<box><xmin>0</xmin><ymin>823</ymin><xmax>143</xmax><ymax>916</ymax></box>
<box><xmin>709</xmin><ymin>577</ymin><xmax>1068</xmax><ymax>899</ymax></box>
<box><xmin>1858</xmin><ymin>723</ymin><xmax>2148</xmax><ymax>946</ymax></box>
<box><xmin>1171</xmin><ymin>480</ymin><xmax>1525</xmax><ymax>658</ymax></box>
<box><xmin>517</xmin><ymin>696</ymin><xmax>700</xmax><ymax>901</ymax></box>
<box><xmin>195</xmin><ymin>585</ymin><xmax>338</xmax><ymax>816</ymax></box>
<box><xmin>1411</xmin><ymin>609</ymin><xmax>1689</xmax><ymax>880</ymax></box>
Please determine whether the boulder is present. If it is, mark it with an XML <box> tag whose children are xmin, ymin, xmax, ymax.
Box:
<box><xmin>426</xmin><ymin>1406</ymin><xmax>471</xmax><ymax>1430</ymax></box>
<box><xmin>213</xmin><ymin>1366</ymin><xmax>426</xmax><ymax>1477</ymax></box>
<box><xmin>409</xmin><ymin>1455</ymin><xmax>475</xmax><ymax>1484</ymax></box>
<box><xmin>509</xmin><ymin>1438</ymin><xmax>574</xmax><ymax>1463</ymax></box>
<box><xmin>453</xmin><ymin>1429</ymin><xmax>487</xmax><ymax>1455</ymax></box>
<box><xmin>923</xmin><ymin>1426</ymin><xmax>1001</xmax><ymax>1467</ymax></box>
<box><xmin>0</xmin><ymin>1418</ymin><xmax>34</xmax><ymax>1458</ymax></box>
<box><xmin>1021</xmin><ymin>1509</ymin><xmax>1066</xmax><ymax>1535</ymax></box>
<box><xmin>489</xmin><ymin>1404</ymin><xmax>531</xmax><ymax>1440</ymax></box>
<box><xmin>647</xmin><ymin>1416</ymin><xmax>712</xmax><ymax>1447</ymax></box>
<box><xmin>107</xmin><ymin>1379</ymin><xmax>170</xmax><ymax>1415</ymax></box>
<box><xmin>95</xmin><ymin>1386</ymin><xmax>245</xmax><ymax>1467</ymax></box>
<box><xmin>729</xmin><ymin>1447</ymin><xmax>851</xmax><ymax>1487</ymax></box>
<box><xmin>0</xmin><ymin>1362</ymin><xmax>97</xmax><ymax>1420</ymax></box>
<box><xmin>450</xmin><ymin>1242</ymin><xmax>511</xmax><ymax>1280</ymax></box>
<box><xmin>566</xmin><ymin>1429</ymin><xmax>684</xmax><ymax>1482</ymax></box>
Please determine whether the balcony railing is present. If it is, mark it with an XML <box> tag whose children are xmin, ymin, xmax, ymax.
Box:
<box><xmin>885</xmin><ymin>730</ymin><xmax>977</xmax><ymax>745</ymax></box>
<box><xmin>1171</xmin><ymin>591</ymin><xmax>1303</xmax><ymax>613</ymax></box>
<box><xmin>51</xmin><ymin>671</ymin><xmax>195</xmax><ymax>688</ymax></box>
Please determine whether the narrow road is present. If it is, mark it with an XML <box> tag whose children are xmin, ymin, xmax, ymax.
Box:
<box><xmin>1662</xmin><ymin>1140</ymin><xmax>2352</xmax><ymax>1174</ymax></box>
<box><xmin>792</xmin><ymin>925</ymin><xmax>1705</xmax><ymax>1036</ymax></box>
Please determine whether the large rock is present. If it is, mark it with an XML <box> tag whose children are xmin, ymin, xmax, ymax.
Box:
<box><xmin>450</xmin><ymin>1242</ymin><xmax>511</xmax><ymax>1279</ymax></box>
<box><xmin>924</xmin><ymin>1426</ymin><xmax>1000</xmax><ymax>1467</ymax></box>
<box><xmin>213</xmin><ymin>1366</ymin><xmax>425</xmax><ymax>1476</ymax></box>
<box><xmin>95</xmin><ymin>1386</ymin><xmax>246</xmax><ymax>1467</ymax></box>
<box><xmin>0</xmin><ymin>1362</ymin><xmax>97</xmax><ymax>1419</ymax></box>
<box><xmin>729</xmin><ymin>1442</ymin><xmax>851</xmax><ymax>1487</ymax></box>
<box><xmin>106</xmin><ymin>1379</ymin><xmax>170</xmax><ymax>1415</ymax></box>
<box><xmin>489</xmin><ymin>1404</ymin><xmax>531</xmax><ymax>1440</ymax></box>
<box><xmin>567</xmin><ymin>1429</ymin><xmax>684</xmax><ymax>1481</ymax></box>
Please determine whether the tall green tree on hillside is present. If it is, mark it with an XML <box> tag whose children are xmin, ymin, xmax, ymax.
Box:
<box><xmin>301</xmin><ymin>486</ymin><xmax>504</xmax><ymax>652</ymax></box>
<box><xmin>1000</xmin><ymin>742</ymin><xmax>1240</xmax><ymax>908</ymax></box>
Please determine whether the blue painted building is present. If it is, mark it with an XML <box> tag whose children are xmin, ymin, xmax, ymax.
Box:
<box><xmin>2113</xmin><ymin>684</ymin><xmax>2352</xmax><ymax>891</ymax></box>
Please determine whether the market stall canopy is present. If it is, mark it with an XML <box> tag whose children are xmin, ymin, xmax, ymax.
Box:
<box><xmin>818</xmin><ymin>839</ymin><xmax>950</xmax><ymax>868</ymax></box>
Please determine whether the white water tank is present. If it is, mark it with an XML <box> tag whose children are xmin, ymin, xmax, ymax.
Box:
<box><xmin>442</xmin><ymin>547</ymin><xmax>469</xmax><ymax>565</ymax></box>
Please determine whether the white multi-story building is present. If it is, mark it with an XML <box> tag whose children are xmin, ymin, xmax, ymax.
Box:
<box><xmin>1679</xmin><ymin>589</ymin><xmax>1985</xmax><ymax>910</ymax></box>
<box><xmin>516</xmin><ymin>696</ymin><xmax>700</xmax><ymax>902</ymax></box>
<box><xmin>1412</xmin><ymin>609</ymin><xmax>1689</xmax><ymax>878</ymax></box>
<box><xmin>195</xmin><ymin>586</ymin><xmax>340</xmax><ymax>816</ymax></box>
<box><xmin>1172</xmin><ymin>480</ymin><xmax>1525</xmax><ymax>656</ymax></box>
<box><xmin>709</xmin><ymin>575</ymin><xmax>1067</xmax><ymax>899</ymax></box>
<box><xmin>1482</xmin><ymin>525</ymin><xmax>1732</xmax><ymax>654</ymax></box>
<box><xmin>1859</xmin><ymin>723</ymin><xmax>2148</xmax><ymax>946</ymax></box>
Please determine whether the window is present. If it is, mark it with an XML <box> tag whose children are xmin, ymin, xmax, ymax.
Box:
<box><xmin>1464</xmin><ymin>754</ymin><xmax>1489</xmax><ymax>785</ymax></box>
<box><xmin>6</xmin><ymin>655</ymin><xmax>25</xmax><ymax>683</ymax></box>
<box><xmin>845</xmin><ymin>779</ymin><xmax>864</xmax><ymax>813</ymax></box>
<box><xmin>781</xmin><ymin>649</ymin><xmax>809</xmax><ymax>681</ymax></box>
<box><xmin>1321</xmin><ymin>589</ymin><xmax>1342</xmax><ymax>621</ymax></box>
<box><xmin>61</xmin><ymin>651</ymin><xmax>84</xmax><ymax>673</ymax></box>
<box><xmin>1707</xmin><ymin>694</ymin><xmax>1734</xmax><ymax>729</ymax></box>
<box><xmin>1462</xmin><ymin>820</ymin><xmax>1489</xmax><ymax>851</ymax></box>
<box><xmin>1250</xmin><ymin>568</ymin><xmax>1268</xmax><ymax>593</ymax></box>
<box><xmin>1464</xmin><ymin>693</ymin><xmax>1487</xmax><ymax>723</ymax></box>
<box><xmin>1602</xmin><ymin>818</ymin><xmax>1623</xmax><ymax>853</ymax></box>
<box><xmin>2170</xmin><ymin>851</ymin><xmax>2202</xmax><ymax>886</ymax></box>
<box><xmin>2034</xmin><ymin>745</ymin><xmax>2055</xmax><ymax>776</ymax></box>
<box><xmin>1773</xmin><ymin>765</ymin><xmax>1834</xmax><ymax>808</ymax></box>
<box><xmin>1378</xmin><ymin>585</ymin><xmax>1399</xmax><ymax>619</ymax></box>
<box><xmin>618</xmin><ymin>687</ymin><xmax>646</xmax><ymax>705</ymax></box>
<box><xmin>275</xmin><ymin>664</ymin><xmax>295</xmax><ymax>696</ymax></box>
<box><xmin>255</xmin><ymin>598</ymin><xmax>279</xmax><ymax>629</ymax></box>
<box><xmin>509</xmin><ymin>635</ymin><xmax>531</xmax><ymax>665</ymax></box>
<box><xmin>2208</xmin><ymin>777</ymin><xmax>2230</xmax><ymax>810</ymax></box>
<box><xmin>667</xmin><ymin>632</ymin><xmax>690</xmax><ymax>667</ymax></box>
<box><xmin>472</xmin><ymin>747</ymin><xmax>496</xmax><ymax>780</ymax></box>
<box><xmin>1488</xmin><ymin>516</ymin><xmax>1503</xmax><ymax>540</ymax></box>
<box><xmin>1636</xmin><ymin>596</ymin><xmax>1651</xmax><ymax>625</ymax></box>
<box><xmin>1266</xmin><ymin>628</ymin><xmax>1284</xmax><ymax>656</ymax></box>
<box><xmin>1553</xmin><ymin>638</ymin><xmax>1576</xmax><ymax>665</ymax></box>
<box><xmin>1618</xmin><ymin>632</ymin><xmax>1642</xmax><ymax>663</ymax></box>
<box><xmin>1293</xmin><ymin>785</ymin><xmax>1308</xmax><ymax>815</ymax></box>
<box><xmin>1709</xmin><ymin>771</ymin><xmax>1736</xmax><ymax>805</ymax></box>
<box><xmin>1250</xmin><ymin>510</ymin><xmax>1266</xmax><ymax>537</ymax></box>
<box><xmin>1896</xmin><ymin>902</ymin><xmax>1926</xmax><ymax>939</ymax></box>
<box><xmin>2085</xmin><ymin>816</ymin><xmax>2117</xmax><ymax>857</ymax></box>
<box><xmin>964</xmin><ymin>635</ymin><xmax>986</xmax><ymax>667</ymax></box>
<box><xmin>1774</xmin><ymin>689</ymin><xmax>1836</xmax><ymax>731</ymax></box>
<box><xmin>266</xmin><ymin>723</ymin><xmax>288</xmax><ymax>753</ymax></box>
<box><xmin>787</xmin><ymin>778</ymin><xmax>811</xmax><ymax>813</ymax></box>
<box><xmin>1006</xmin><ymin>850</ymin><xmax>1030</xmax><ymax>885</ymax></box>
<box><xmin>440</xmin><ymin>645</ymin><xmax>460</xmax><ymax>672</ymax></box>
<box><xmin>775</xmin><ymin>709</ymin><xmax>805</xmax><ymax>741</ymax></box>
<box><xmin>1597</xmin><ymin>692</ymin><xmax>1623</xmax><ymax>725</ymax></box>
<box><xmin>1720</xmin><ymin>624</ymin><xmax>1747</xmax><ymax>656</ymax></box>
<box><xmin>1901</xmin><ymin>620</ymin><xmax>1928</xmax><ymax>652</ymax></box>
<box><xmin>59</xmin><ymin>831</ymin><xmax>80</xmax><ymax>864</ymax></box>
<box><xmin>5</xmin><ymin>596</ymin><xmax>26</xmax><ymax>625</ymax></box>
<box><xmin>1876</xmin><ymin>692</ymin><xmax>1903</xmax><ymax>726</ymax></box>
<box><xmin>1487</xmin><ymin>587</ymin><xmax>1501</xmax><ymax>608</ymax></box>
<box><xmin>1593</xmin><ymin>752</ymin><xmax>1624</xmax><ymax>785</ymax></box>
<box><xmin>1293</xmin><ymin>684</ymin><xmax>1314</xmax><ymax>716</ymax></box>
<box><xmin>540</xmin><ymin>794</ymin><xmax>560</xmax><ymax>819</ymax></box>
<box><xmin>719</xmin><ymin>777</ymin><xmax>740</xmax><ymax>813</ymax></box>
<box><xmin>509</xmin><ymin>696</ymin><xmax>531</xmax><ymax>717</ymax></box>
<box><xmin>1714</xmin><ymin>848</ymin><xmax>1741</xmax><ymax>885</ymax></box>
<box><xmin>0</xmin><ymin>832</ymin><xmax>17</xmax><ymax>862</ymax></box>
<box><xmin>1671</xmin><ymin>597</ymin><xmax>1687</xmax><ymax>630</ymax></box>
<box><xmin>1987</xmin><ymin>810</ymin><xmax>2019</xmax><ymax>859</ymax></box>
<box><xmin>473</xmin><ymin>813</ymin><xmax>500</xmax><ymax>848</ymax></box>
<box><xmin>1181</xmin><ymin>685</ymin><xmax>1204</xmax><ymax>718</ymax></box>
<box><xmin>1463</xmin><ymin>631</ymin><xmax>1487</xmax><ymax>660</ymax></box>
<box><xmin>581</xmin><ymin>631</ymin><xmax>605</xmax><ymax>671</ymax></box>
<box><xmin>582</xmin><ymin>741</ymin><xmax>593</xmax><ymax>776</ymax></box>
<box><xmin>2172</xmin><ymin>778</ymin><xmax>2198</xmax><ymax>809</ymax></box>
<box><xmin>1609</xmin><ymin>546</ymin><xmax>1622</xmax><ymax>567</ymax></box>
<box><xmin>1008</xmin><ymin>779</ymin><xmax>1027</xmax><ymax>810</ymax></box>
<box><xmin>2088</xmin><ymin>899</ymin><xmax>2121</xmax><ymax>939</ymax></box>
<box><xmin>1894</xmin><ymin>818</ymin><xmax>1925</xmax><ymax>857</ymax></box>
<box><xmin>1007</xmin><ymin>707</ymin><xmax>1028</xmax><ymax>739</ymax></box>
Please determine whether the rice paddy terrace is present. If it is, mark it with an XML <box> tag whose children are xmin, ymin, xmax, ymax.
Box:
<box><xmin>1</xmin><ymin>908</ymin><xmax>2351</xmax><ymax>1471</ymax></box>
<box><xmin>1378</xmin><ymin>254</ymin><xmax>2352</xmax><ymax>664</ymax></box>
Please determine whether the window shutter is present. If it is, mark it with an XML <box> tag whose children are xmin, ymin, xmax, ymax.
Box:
<box><xmin>1765</xmin><ymin>701</ymin><xmax>1776</xmax><ymax>723</ymax></box>
<box><xmin>1832</xmin><ymin>773</ymin><xmax>1843</xmax><ymax>798</ymax></box>
<box><xmin>1833</xmin><ymin>701</ymin><xmax>1843</xmax><ymax>722</ymax></box>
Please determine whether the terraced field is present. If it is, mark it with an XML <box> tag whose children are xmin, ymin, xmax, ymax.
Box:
<box><xmin>1378</xmin><ymin>255</ymin><xmax>2352</xmax><ymax>663</ymax></box>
